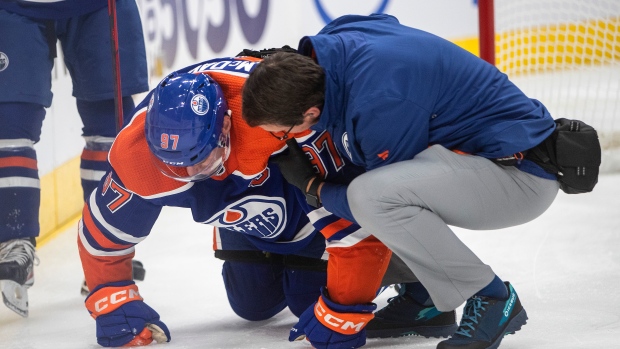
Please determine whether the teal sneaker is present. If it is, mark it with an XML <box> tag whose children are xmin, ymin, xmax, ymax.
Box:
<box><xmin>437</xmin><ymin>282</ymin><xmax>528</xmax><ymax>349</ymax></box>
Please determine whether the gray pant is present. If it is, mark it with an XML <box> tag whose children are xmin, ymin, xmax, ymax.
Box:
<box><xmin>348</xmin><ymin>145</ymin><xmax>559</xmax><ymax>311</ymax></box>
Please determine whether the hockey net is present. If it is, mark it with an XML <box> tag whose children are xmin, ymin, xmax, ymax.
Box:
<box><xmin>479</xmin><ymin>0</ymin><xmax>620</xmax><ymax>172</ymax></box>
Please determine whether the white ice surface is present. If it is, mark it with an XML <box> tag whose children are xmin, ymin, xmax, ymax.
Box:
<box><xmin>1</xmin><ymin>174</ymin><xmax>619</xmax><ymax>349</ymax></box>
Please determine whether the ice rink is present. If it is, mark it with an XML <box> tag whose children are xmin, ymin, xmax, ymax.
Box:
<box><xmin>1</xmin><ymin>173</ymin><xmax>619</xmax><ymax>349</ymax></box>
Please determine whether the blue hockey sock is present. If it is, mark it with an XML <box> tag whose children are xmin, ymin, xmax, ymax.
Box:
<box><xmin>403</xmin><ymin>282</ymin><xmax>433</xmax><ymax>306</ymax></box>
<box><xmin>77</xmin><ymin>97</ymin><xmax>136</xmax><ymax>137</ymax></box>
<box><xmin>475</xmin><ymin>275</ymin><xmax>508</xmax><ymax>299</ymax></box>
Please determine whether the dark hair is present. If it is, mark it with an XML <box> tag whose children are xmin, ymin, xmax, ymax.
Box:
<box><xmin>242</xmin><ymin>52</ymin><xmax>325</xmax><ymax>127</ymax></box>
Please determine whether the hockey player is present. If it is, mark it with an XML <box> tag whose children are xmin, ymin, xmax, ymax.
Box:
<box><xmin>240</xmin><ymin>13</ymin><xmax>588</xmax><ymax>349</ymax></box>
<box><xmin>0</xmin><ymin>0</ymin><xmax>147</xmax><ymax>317</ymax></box>
<box><xmin>78</xmin><ymin>55</ymin><xmax>370</xmax><ymax>347</ymax></box>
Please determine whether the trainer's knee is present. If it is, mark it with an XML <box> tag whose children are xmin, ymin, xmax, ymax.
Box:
<box><xmin>347</xmin><ymin>169</ymin><xmax>392</xmax><ymax>222</ymax></box>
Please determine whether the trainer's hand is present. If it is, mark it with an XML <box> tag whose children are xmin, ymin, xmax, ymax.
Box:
<box><xmin>271</xmin><ymin>138</ymin><xmax>319</xmax><ymax>193</ymax></box>
<box><xmin>290</xmin><ymin>287</ymin><xmax>376</xmax><ymax>349</ymax></box>
<box><xmin>85</xmin><ymin>281</ymin><xmax>171</xmax><ymax>347</ymax></box>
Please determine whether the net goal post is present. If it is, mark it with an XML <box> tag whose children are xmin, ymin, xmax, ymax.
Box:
<box><xmin>478</xmin><ymin>0</ymin><xmax>620</xmax><ymax>172</ymax></box>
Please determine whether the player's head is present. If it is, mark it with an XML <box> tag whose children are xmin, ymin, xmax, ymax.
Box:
<box><xmin>146</xmin><ymin>72</ymin><xmax>231</xmax><ymax>182</ymax></box>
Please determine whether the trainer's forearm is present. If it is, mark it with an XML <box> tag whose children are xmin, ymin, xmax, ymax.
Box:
<box><xmin>319</xmin><ymin>182</ymin><xmax>358</xmax><ymax>224</ymax></box>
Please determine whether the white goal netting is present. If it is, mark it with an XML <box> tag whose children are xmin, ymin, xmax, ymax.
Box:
<box><xmin>492</xmin><ymin>0</ymin><xmax>620</xmax><ymax>172</ymax></box>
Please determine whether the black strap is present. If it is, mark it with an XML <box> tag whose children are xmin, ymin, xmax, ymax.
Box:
<box><xmin>282</xmin><ymin>254</ymin><xmax>327</xmax><ymax>271</ymax></box>
<box><xmin>214</xmin><ymin>250</ymin><xmax>327</xmax><ymax>271</ymax></box>
<box><xmin>305</xmin><ymin>178</ymin><xmax>323</xmax><ymax>208</ymax></box>
<box><xmin>214</xmin><ymin>250</ymin><xmax>274</xmax><ymax>264</ymax></box>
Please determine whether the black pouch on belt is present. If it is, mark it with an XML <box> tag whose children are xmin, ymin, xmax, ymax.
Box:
<box><xmin>526</xmin><ymin>118</ymin><xmax>601</xmax><ymax>194</ymax></box>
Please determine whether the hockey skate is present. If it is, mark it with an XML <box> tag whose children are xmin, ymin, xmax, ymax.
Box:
<box><xmin>0</xmin><ymin>238</ymin><xmax>39</xmax><ymax>317</ymax></box>
<box><xmin>366</xmin><ymin>283</ymin><xmax>458</xmax><ymax>339</ymax></box>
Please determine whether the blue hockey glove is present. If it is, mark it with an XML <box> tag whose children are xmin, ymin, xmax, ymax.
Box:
<box><xmin>85</xmin><ymin>281</ymin><xmax>171</xmax><ymax>347</ymax></box>
<box><xmin>289</xmin><ymin>287</ymin><xmax>376</xmax><ymax>349</ymax></box>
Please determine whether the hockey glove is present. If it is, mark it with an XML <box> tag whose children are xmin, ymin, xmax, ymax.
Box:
<box><xmin>85</xmin><ymin>281</ymin><xmax>171</xmax><ymax>347</ymax></box>
<box><xmin>271</xmin><ymin>138</ymin><xmax>323</xmax><ymax>207</ymax></box>
<box><xmin>289</xmin><ymin>287</ymin><xmax>376</xmax><ymax>349</ymax></box>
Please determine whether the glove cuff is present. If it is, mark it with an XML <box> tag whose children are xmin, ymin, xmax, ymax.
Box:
<box><xmin>314</xmin><ymin>293</ymin><xmax>375</xmax><ymax>335</ymax></box>
<box><xmin>85</xmin><ymin>282</ymin><xmax>143</xmax><ymax>319</ymax></box>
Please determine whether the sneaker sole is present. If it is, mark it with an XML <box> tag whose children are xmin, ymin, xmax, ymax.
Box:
<box><xmin>486</xmin><ymin>308</ymin><xmax>528</xmax><ymax>349</ymax></box>
<box><xmin>367</xmin><ymin>323</ymin><xmax>458</xmax><ymax>339</ymax></box>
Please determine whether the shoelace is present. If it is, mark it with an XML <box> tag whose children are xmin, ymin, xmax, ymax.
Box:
<box><xmin>454</xmin><ymin>297</ymin><xmax>489</xmax><ymax>338</ymax></box>
<box><xmin>0</xmin><ymin>239</ymin><xmax>40</xmax><ymax>266</ymax></box>
<box><xmin>377</xmin><ymin>285</ymin><xmax>411</xmax><ymax>315</ymax></box>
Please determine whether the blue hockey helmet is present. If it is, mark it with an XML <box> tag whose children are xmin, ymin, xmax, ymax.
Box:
<box><xmin>145</xmin><ymin>72</ymin><xmax>230</xmax><ymax>181</ymax></box>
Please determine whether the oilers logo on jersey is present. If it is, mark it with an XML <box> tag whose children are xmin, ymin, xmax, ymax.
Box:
<box><xmin>205</xmin><ymin>195</ymin><xmax>287</xmax><ymax>239</ymax></box>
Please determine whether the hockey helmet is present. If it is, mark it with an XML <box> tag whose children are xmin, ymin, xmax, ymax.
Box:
<box><xmin>145</xmin><ymin>72</ymin><xmax>230</xmax><ymax>182</ymax></box>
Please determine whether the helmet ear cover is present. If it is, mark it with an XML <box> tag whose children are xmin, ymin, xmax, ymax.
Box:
<box><xmin>145</xmin><ymin>72</ymin><xmax>230</xmax><ymax>181</ymax></box>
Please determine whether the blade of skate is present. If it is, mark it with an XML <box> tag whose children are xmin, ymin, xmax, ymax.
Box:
<box><xmin>1</xmin><ymin>280</ymin><xmax>29</xmax><ymax>317</ymax></box>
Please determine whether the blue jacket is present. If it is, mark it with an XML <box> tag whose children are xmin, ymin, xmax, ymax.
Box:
<box><xmin>298</xmin><ymin>14</ymin><xmax>556</xmax><ymax>222</ymax></box>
